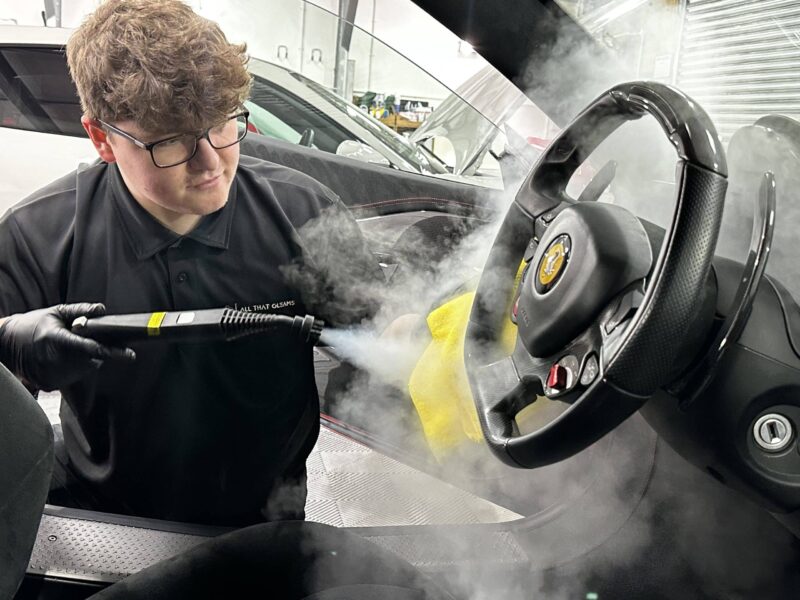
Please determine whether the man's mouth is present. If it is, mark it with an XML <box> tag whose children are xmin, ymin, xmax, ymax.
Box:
<box><xmin>191</xmin><ymin>174</ymin><xmax>222</xmax><ymax>190</ymax></box>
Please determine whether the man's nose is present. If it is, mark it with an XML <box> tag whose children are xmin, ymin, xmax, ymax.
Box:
<box><xmin>189</xmin><ymin>137</ymin><xmax>220</xmax><ymax>171</ymax></box>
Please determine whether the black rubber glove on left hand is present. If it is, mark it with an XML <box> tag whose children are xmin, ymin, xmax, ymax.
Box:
<box><xmin>0</xmin><ymin>303</ymin><xmax>136</xmax><ymax>392</ymax></box>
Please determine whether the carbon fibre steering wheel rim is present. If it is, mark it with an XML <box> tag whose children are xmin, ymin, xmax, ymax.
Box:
<box><xmin>465</xmin><ymin>81</ymin><xmax>728</xmax><ymax>468</ymax></box>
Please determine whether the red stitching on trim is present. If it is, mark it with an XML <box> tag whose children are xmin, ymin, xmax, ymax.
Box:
<box><xmin>351</xmin><ymin>197</ymin><xmax>476</xmax><ymax>209</ymax></box>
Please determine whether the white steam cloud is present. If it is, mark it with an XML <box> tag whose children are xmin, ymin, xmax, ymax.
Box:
<box><xmin>286</xmin><ymin>2</ymin><xmax>799</xmax><ymax>598</ymax></box>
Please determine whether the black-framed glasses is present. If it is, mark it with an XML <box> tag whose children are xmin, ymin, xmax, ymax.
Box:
<box><xmin>98</xmin><ymin>110</ymin><xmax>250</xmax><ymax>168</ymax></box>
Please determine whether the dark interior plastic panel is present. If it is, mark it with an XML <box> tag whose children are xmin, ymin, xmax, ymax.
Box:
<box><xmin>240</xmin><ymin>134</ymin><xmax>504</xmax><ymax>218</ymax></box>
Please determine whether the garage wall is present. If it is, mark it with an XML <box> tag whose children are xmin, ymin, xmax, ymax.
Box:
<box><xmin>203</xmin><ymin>0</ymin><xmax>487</xmax><ymax>104</ymax></box>
<box><xmin>194</xmin><ymin>0</ymin><xmax>339</xmax><ymax>90</ymax></box>
<box><xmin>676</xmin><ymin>0</ymin><xmax>800</xmax><ymax>142</ymax></box>
<box><xmin>347</xmin><ymin>0</ymin><xmax>487</xmax><ymax>95</ymax></box>
<box><xmin>0</xmin><ymin>0</ymin><xmax>487</xmax><ymax>106</ymax></box>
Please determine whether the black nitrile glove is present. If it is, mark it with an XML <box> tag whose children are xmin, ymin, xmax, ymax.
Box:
<box><xmin>0</xmin><ymin>303</ymin><xmax>136</xmax><ymax>391</ymax></box>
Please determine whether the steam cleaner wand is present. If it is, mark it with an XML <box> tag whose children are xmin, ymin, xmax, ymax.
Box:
<box><xmin>71</xmin><ymin>308</ymin><xmax>324</xmax><ymax>345</ymax></box>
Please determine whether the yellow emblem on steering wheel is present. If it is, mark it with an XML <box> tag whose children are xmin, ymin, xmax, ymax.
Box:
<box><xmin>536</xmin><ymin>234</ymin><xmax>571</xmax><ymax>293</ymax></box>
<box><xmin>539</xmin><ymin>242</ymin><xmax>566</xmax><ymax>285</ymax></box>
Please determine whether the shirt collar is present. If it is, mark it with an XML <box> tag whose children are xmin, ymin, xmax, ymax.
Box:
<box><xmin>109</xmin><ymin>163</ymin><xmax>237</xmax><ymax>260</ymax></box>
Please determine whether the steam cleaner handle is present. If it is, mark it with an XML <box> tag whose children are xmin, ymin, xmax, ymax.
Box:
<box><xmin>71</xmin><ymin>308</ymin><xmax>323</xmax><ymax>344</ymax></box>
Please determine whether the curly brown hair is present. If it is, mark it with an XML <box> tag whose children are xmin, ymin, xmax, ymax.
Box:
<box><xmin>66</xmin><ymin>0</ymin><xmax>251</xmax><ymax>134</ymax></box>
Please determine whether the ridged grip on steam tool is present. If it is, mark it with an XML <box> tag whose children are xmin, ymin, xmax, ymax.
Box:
<box><xmin>220</xmin><ymin>309</ymin><xmax>280</xmax><ymax>340</ymax></box>
<box><xmin>220</xmin><ymin>309</ymin><xmax>322</xmax><ymax>344</ymax></box>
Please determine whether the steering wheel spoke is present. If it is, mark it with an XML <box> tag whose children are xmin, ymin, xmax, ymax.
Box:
<box><xmin>472</xmin><ymin>356</ymin><xmax>526</xmax><ymax>439</ymax></box>
<box><xmin>539</xmin><ymin>283</ymin><xmax>646</xmax><ymax>401</ymax></box>
<box><xmin>598</xmin><ymin>284</ymin><xmax>645</xmax><ymax>368</ymax></box>
<box><xmin>509</xmin><ymin>336</ymin><xmax>547</xmax><ymax>383</ymax></box>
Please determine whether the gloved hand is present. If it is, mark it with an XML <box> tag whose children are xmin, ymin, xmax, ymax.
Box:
<box><xmin>0</xmin><ymin>303</ymin><xmax>135</xmax><ymax>391</ymax></box>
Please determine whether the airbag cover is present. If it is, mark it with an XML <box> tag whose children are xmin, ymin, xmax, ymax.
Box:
<box><xmin>517</xmin><ymin>202</ymin><xmax>652</xmax><ymax>357</ymax></box>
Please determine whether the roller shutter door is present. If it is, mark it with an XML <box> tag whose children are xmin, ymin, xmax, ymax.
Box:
<box><xmin>676</xmin><ymin>0</ymin><xmax>800</xmax><ymax>142</ymax></box>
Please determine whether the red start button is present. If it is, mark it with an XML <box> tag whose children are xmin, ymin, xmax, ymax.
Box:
<box><xmin>547</xmin><ymin>364</ymin><xmax>568</xmax><ymax>390</ymax></box>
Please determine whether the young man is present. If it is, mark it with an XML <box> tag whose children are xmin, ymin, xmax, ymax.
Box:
<box><xmin>0</xmin><ymin>0</ymin><xmax>381</xmax><ymax>526</ymax></box>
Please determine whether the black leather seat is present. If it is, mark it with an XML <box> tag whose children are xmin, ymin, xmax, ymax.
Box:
<box><xmin>89</xmin><ymin>521</ymin><xmax>454</xmax><ymax>600</ymax></box>
<box><xmin>0</xmin><ymin>363</ymin><xmax>54</xmax><ymax>599</ymax></box>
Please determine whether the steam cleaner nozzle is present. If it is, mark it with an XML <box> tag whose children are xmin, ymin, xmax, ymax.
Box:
<box><xmin>290</xmin><ymin>314</ymin><xmax>324</xmax><ymax>344</ymax></box>
<box><xmin>72</xmin><ymin>308</ymin><xmax>324</xmax><ymax>345</ymax></box>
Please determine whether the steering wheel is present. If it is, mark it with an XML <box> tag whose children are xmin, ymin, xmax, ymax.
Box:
<box><xmin>465</xmin><ymin>81</ymin><xmax>728</xmax><ymax>468</ymax></box>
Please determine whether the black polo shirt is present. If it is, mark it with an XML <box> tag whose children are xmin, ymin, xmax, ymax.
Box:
<box><xmin>0</xmin><ymin>156</ymin><xmax>381</xmax><ymax>526</ymax></box>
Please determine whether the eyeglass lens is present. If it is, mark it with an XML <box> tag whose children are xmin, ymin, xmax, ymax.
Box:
<box><xmin>152</xmin><ymin>114</ymin><xmax>248</xmax><ymax>167</ymax></box>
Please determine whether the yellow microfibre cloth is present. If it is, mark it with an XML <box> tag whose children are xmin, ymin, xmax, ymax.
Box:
<box><xmin>408</xmin><ymin>269</ymin><xmax>524</xmax><ymax>459</ymax></box>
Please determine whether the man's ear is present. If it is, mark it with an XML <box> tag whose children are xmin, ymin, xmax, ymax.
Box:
<box><xmin>81</xmin><ymin>116</ymin><xmax>117</xmax><ymax>163</ymax></box>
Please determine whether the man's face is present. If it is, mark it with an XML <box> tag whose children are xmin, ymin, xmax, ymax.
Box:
<box><xmin>105</xmin><ymin>119</ymin><xmax>240</xmax><ymax>221</ymax></box>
